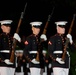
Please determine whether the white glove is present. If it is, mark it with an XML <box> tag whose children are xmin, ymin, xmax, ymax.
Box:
<box><xmin>67</xmin><ymin>34</ymin><xmax>73</xmax><ymax>44</ymax></box>
<box><xmin>56</xmin><ymin>58</ymin><xmax>65</xmax><ymax>64</ymax></box>
<box><xmin>4</xmin><ymin>59</ymin><xmax>13</xmax><ymax>65</ymax></box>
<box><xmin>31</xmin><ymin>58</ymin><xmax>40</xmax><ymax>64</ymax></box>
<box><xmin>13</xmin><ymin>33</ymin><xmax>21</xmax><ymax>42</ymax></box>
<box><xmin>40</xmin><ymin>34</ymin><xmax>47</xmax><ymax>41</ymax></box>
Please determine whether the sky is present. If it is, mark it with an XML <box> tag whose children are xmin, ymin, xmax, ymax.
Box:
<box><xmin>0</xmin><ymin>0</ymin><xmax>76</xmax><ymax>41</ymax></box>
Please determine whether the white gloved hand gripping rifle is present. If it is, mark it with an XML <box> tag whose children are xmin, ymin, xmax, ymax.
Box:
<box><xmin>56</xmin><ymin>57</ymin><xmax>65</xmax><ymax>64</ymax></box>
<box><xmin>40</xmin><ymin>34</ymin><xmax>47</xmax><ymax>41</ymax></box>
<box><xmin>67</xmin><ymin>34</ymin><xmax>73</xmax><ymax>44</ymax></box>
<box><xmin>31</xmin><ymin>58</ymin><xmax>40</xmax><ymax>64</ymax></box>
<box><xmin>13</xmin><ymin>33</ymin><xmax>21</xmax><ymax>42</ymax></box>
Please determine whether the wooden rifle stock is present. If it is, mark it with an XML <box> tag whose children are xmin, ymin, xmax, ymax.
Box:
<box><xmin>62</xmin><ymin>14</ymin><xmax>76</xmax><ymax>61</ymax></box>
<box><xmin>36</xmin><ymin>7</ymin><xmax>55</xmax><ymax>61</ymax></box>
<box><xmin>35</xmin><ymin>15</ymin><xmax>51</xmax><ymax>61</ymax></box>
<box><xmin>43</xmin><ymin>7</ymin><xmax>55</xmax><ymax>34</ymax></box>
<box><xmin>43</xmin><ymin>15</ymin><xmax>51</xmax><ymax>34</ymax></box>
<box><xmin>10</xmin><ymin>3</ymin><xmax>27</xmax><ymax>63</ymax></box>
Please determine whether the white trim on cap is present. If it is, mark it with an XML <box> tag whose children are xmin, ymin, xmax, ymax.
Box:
<box><xmin>55</xmin><ymin>21</ymin><xmax>68</xmax><ymax>25</ymax></box>
<box><xmin>15</xmin><ymin>50</ymin><xmax>23</xmax><ymax>53</ymax></box>
<box><xmin>0</xmin><ymin>20</ymin><xmax>13</xmax><ymax>25</ymax></box>
<box><xmin>42</xmin><ymin>50</ymin><xmax>47</xmax><ymax>54</ymax></box>
<box><xmin>30</xmin><ymin>21</ymin><xmax>42</xmax><ymax>26</ymax></box>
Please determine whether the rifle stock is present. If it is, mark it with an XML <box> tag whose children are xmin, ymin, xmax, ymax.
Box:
<box><xmin>35</xmin><ymin>15</ymin><xmax>51</xmax><ymax>61</ymax></box>
<box><xmin>10</xmin><ymin>3</ymin><xmax>27</xmax><ymax>63</ymax></box>
<box><xmin>43</xmin><ymin>15</ymin><xmax>51</xmax><ymax>34</ymax></box>
<box><xmin>43</xmin><ymin>7</ymin><xmax>55</xmax><ymax>34</ymax></box>
<box><xmin>62</xmin><ymin>14</ymin><xmax>76</xmax><ymax>61</ymax></box>
<box><xmin>35</xmin><ymin>7</ymin><xmax>55</xmax><ymax>62</ymax></box>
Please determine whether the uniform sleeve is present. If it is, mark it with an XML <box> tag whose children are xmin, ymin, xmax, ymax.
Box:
<box><xmin>0</xmin><ymin>35</ymin><xmax>5</xmax><ymax>60</ymax></box>
<box><xmin>48</xmin><ymin>37</ymin><xmax>56</xmax><ymax>61</ymax></box>
<box><xmin>23</xmin><ymin>37</ymin><xmax>31</xmax><ymax>62</ymax></box>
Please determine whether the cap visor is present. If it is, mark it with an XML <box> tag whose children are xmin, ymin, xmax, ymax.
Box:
<box><xmin>33</xmin><ymin>26</ymin><xmax>41</xmax><ymax>28</ymax></box>
<box><xmin>58</xmin><ymin>25</ymin><xmax>66</xmax><ymax>28</ymax></box>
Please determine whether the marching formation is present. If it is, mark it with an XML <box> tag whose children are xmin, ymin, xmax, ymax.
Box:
<box><xmin>0</xmin><ymin>3</ymin><xmax>76</xmax><ymax>75</ymax></box>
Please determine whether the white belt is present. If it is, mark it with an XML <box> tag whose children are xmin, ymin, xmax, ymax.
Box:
<box><xmin>29</xmin><ymin>51</ymin><xmax>37</xmax><ymax>54</ymax></box>
<box><xmin>53</xmin><ymin>51</ymin><xmax>70</xmax><ymax>56</ymax></box>
<box><xmin>0</xmin><ymin>50</ymin><xmax>10</xmax><ymax>53</ymax></box>
<box><xmin>53</xmin><ymin>51</ymin><xmax>63</xmax><ymax>54</ymax></box>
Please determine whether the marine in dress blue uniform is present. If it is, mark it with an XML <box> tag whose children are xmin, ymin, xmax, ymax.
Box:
<box><xmin>0</xmin><ymin>20</ymin><xmax>15</xmax><ymax>75</ymax></box>
<box><xmin>24</xmin><ymin>21</ymin><xmax>44</xmax><ymax>75</ymax></box>
<box><xmin>0</xmin><ymin>20</ymin><xmax>21</xmax><ymax>75</ymax></box>
<box><xmin>48</xmin><ymin>21</ymin><xmax>76</xmax><ymax>75</ymax></box>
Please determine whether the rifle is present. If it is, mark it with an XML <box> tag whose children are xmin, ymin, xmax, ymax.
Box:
<box><xmin>35</xmin><ymin>7</ymin><xmax>55</xmax><ymax>61</ymax></box>
<box><xmin>10</xmin><ymin>3</ymin><xmax>27</xmax><ymax>63</ymax></box>
<box><xmin>43</xmin><ymin>7</ymin><xmax>55</xmax><ymax>34</ymax></box>
<box><xmin>62</xmin><ymin>14</ymin><xmax>76</xmax><ymax>61</ymax></box>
